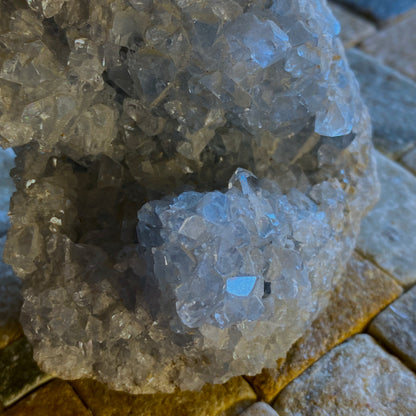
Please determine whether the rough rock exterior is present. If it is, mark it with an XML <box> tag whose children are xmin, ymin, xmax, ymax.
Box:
<box><xmin>1</xmin><ymin>0</ymin><xmax>378</xmax><ymax>393</ymax></box>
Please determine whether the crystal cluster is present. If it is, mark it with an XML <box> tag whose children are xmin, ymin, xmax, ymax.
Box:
<box><xmin>138</xmin><ymin>168</ymin><xmax>346</xmax><ymax>332</ymax></box>
<box><xmin>1</xmin><ymin>0</ymin><xmax>378</xmax><ymax>393</ymax></box>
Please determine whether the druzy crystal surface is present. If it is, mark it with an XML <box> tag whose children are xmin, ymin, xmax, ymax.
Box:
<box><xmin>1</xmin><ymin>0</ymin><xmax>378</xmax><ymax>393</ymax></box>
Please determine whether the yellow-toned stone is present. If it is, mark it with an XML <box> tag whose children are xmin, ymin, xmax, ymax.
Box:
<box><xmin>3</xmin><ymin>380</ymin><xmax>92</xmax><ymax>416</ymax></box>
<box><xmin>0</xmin><ymin>338</ymin><xmax>53</xmax><ymax>407</ymax></box>
<box><xmin>0</xmin><ymin>321</ymin><xmax>23</xmax><ymax>350</ymax></box>
<box><xmin>245</xmin><ymin>252</ymin><xmax>402</xmax><ymax>403</ymax></box>
<box><xmin>71</xmin><ymin>376</ymin><xmax>256</xmax><ymax>416</ymax></box>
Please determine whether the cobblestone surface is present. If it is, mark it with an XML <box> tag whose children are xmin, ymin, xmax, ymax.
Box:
<box><xmin>0</xmin><ymin>320</ymin><xmax>22</xmax><ymax>351</ymax></box>
<box><xmin>273</xmin><ymin>334</ymin><xmax>416</xmax><ymax>416</ymax></box>
<box><xmin>2</xmin><ymin>380</ymin><xmax>92</xmax><ymax>416</ymax></box>
<box><xmin>240</xmin><ymin>402</ymin><xmax>280</xmax><ymax>416</ymax></box>
<box><xmin>362</xmin><ymin>11</ymin><xmax>416</xmax><ymax>80</ymax></box>
<box><xmin>0</xmin><ymin>338</ymin><xmax>52</xmax><ymax>407</ymax></box>
<box><xmin>334</xmin><ymin>0</ymin><xmax>416</xmax><ymax>21</ymax></box>
<box><xmin>402</xmin><ymin>146</ymin><xmax>416</xmax><ymax>173</ymax></box>
<box><xmin>1</xmin><ymin>2</ymin><xmax>416</xmax><ymax>415</ymax></box>
<box><xmin>347</xmin><ymin>48</ymin><xmax>416</xmax><ymax>158</ymax></box>
<box><xmin>357</xmin><ymin>151</ymin><xmax>416</xmax><ymax>287</ymax></box>
<box><xmin>369</xmin><ymin>285</ymin><xmax>416</xmax><ymax>371</ymax></box>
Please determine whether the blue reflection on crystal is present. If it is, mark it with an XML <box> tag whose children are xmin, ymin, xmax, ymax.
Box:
<box><xmin>266</xmin><ymin>213</ymin><xmax>280</xmax><ymax>226</ymax></box>
<box><xmin>226</xmin><ymin>275</ymin><xmax>257</xmax><ymax>297</ymax></box>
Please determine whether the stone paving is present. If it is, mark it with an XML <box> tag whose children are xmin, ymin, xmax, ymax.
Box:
<box><xmin>361</xmin><ymin>10</ymin><xmax>416</xmax><ymax>80</ymax></box>
<box><xmin>335</xmin><ymin>0</ymin><xmax>416</xmax><ymax>22</ymax></box>
<box><xmin>347</xmin><ymin>49</ymin><xmax>416</xmax><ymax>158</ymax></box>
<box><xmin>357</xmin><ymin>151</ymin><xmax>416</xmax><ymax>287</ymax></box>
<box><xmin>1</xmin><ymin>1</ymin><xmax>416</xmax><ymax>415</ymax></box>
<box><xmin>274</xmin><ymin>335</ymin><xmax>416</xmax><ymax>416</ymax></box>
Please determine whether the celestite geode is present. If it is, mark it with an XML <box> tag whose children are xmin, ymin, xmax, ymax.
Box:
<box><xmin>1</xmin><ymin>0</ymin><xmax>378</xmax><ymax>393</ymax></box>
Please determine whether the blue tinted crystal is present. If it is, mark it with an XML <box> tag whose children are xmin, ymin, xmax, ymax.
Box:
<box><xmin>226</xmin><ymin>275</ymin><xmax>257</xmax><ymax>297</ymax></box>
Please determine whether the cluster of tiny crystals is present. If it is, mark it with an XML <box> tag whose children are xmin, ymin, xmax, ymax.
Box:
<box><xmin>0</xmin><ymin>0</ymin><xmax>378</xmax><ymax>393</ymax></box>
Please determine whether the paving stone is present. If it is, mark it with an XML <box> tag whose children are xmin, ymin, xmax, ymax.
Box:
<box><xmin>245</xmin><ymin>252</ymin><xmax>402</xmax><ymax>403</ymax></box>
<box><xmin>3</xmin><ymin>380</ymin><xmax>91</xmax><ymax>416</ymax></box>
<box><xmin>401</xmin><ymin>146</ymin><xmax>416</xmax><ymax>174</ymax></box>
<box><xmin>362</xmin><ymin>12</ymin><xmax>416</xmax><ymax>80</ymax></box>
<box><xmin>357</xmin><ymin>151</ymin><xmax>416</xmax><ymax>287</ymax></box>
<box><xmin>240</xmin><ymin>402</ymin><xmax>280</xmax><ymax>415</ymax></box>
<box><xmin>71</xmin><ymin>376</ymin><xmax>256</xmax><ymax>416</ymax></box>
<box><xmin>347</xmin><ymin>48</ymin><xmax>416</xmax><ymax>158</ymax></box>
<box><xmin>0</xmin><ymin>338</ymin><xmax>53</xmax><ymax>407</ymax></box>
<box><xmin>368</xmin><ymin>285</ymin><xmax>416</xmax><ymax>371</ymax></box>
<box><xmin>334</xmin><ymin>0</ymin><xmax>416</xmax><ymax>22</ymax></box>
<box><xmin>329</xmin><ymin>2</ymin><xmax>376</xmax><ymax>48</ymax></box>
<box><xmin>273</xmin><ymin>334</ymin><xmax>416</xmax><ymax>416</ymax></box>
<box><xmin>0</xmin><ymin>320</ymin><xmax>22</xmax><ymax>350</ymax></box>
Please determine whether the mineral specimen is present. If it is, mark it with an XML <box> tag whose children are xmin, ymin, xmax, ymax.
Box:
<box><xmin>1</xmin><ymin>0</ymin><xmax>378</xmax><ymax>394</ymax></box>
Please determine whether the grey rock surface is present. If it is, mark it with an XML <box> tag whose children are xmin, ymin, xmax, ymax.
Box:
<box><xmin>347</xmin><ymin>48</ymin><xmax>416</xmax><ymax>158</ymax></box>
<box><xmin>241</xmin><ymin>402</ymin><xmax>280</xmax><ymax>416</ymax></box>
<box><xmin>362</xmin><ymin>11</ymin><xmax>416</xmax><ymax>81</ymax></box>
<box><xmin>334</xmin><ymin>0</ymin><xmax>416</xmax><ymax>21</ymax></box>
<box><xmin>369</xmin><ymin>285</ymin><xmax>416</xmax><ymax>371</ymax></box>
<box><xmin>0</xmin><ymin>0</ymin><xmax>378</xmax><ymax>394</ymax></box>
<box><xmin>273</xmin><ymin>334</ymin><xmax>416</xmax><ymax>416</ymax></box>
<box><xmin>401</xmin><ymin>146</ymin><xmax>416</xmax><ymax>173</ymax></box>
<box><xmin>357</xmin><ymin>151</ymin><xmax>416</xmax><ymax>287</ymax></box>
